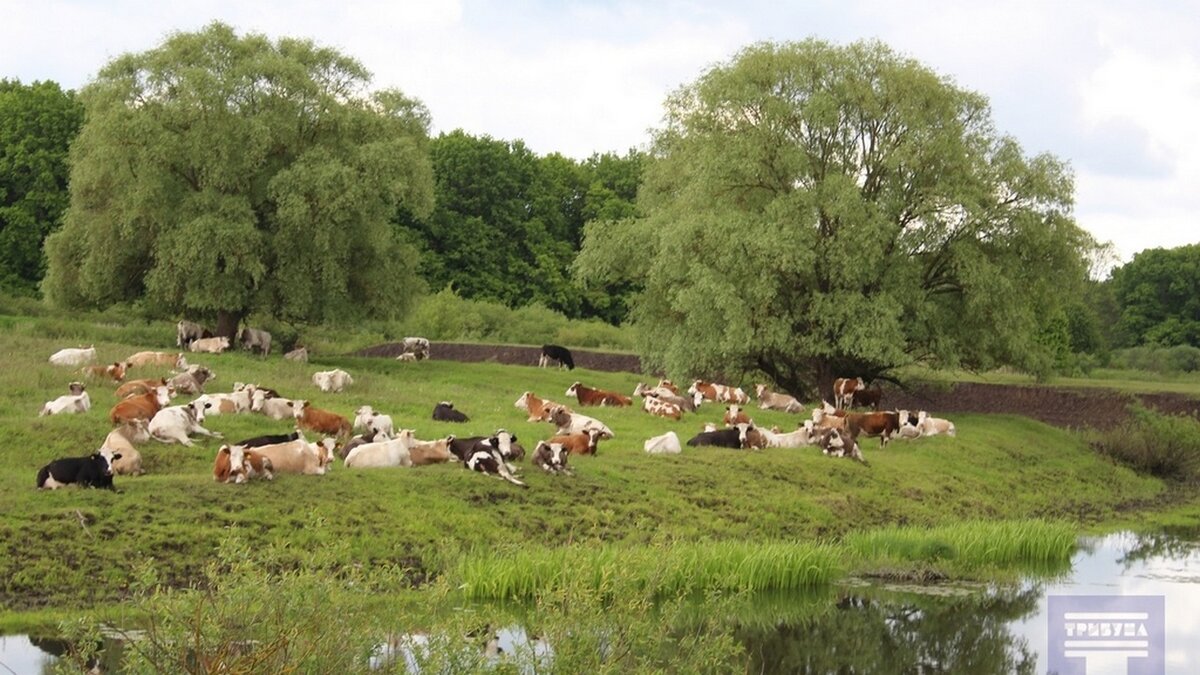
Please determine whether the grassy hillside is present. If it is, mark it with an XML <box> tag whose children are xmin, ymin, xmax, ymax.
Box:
<box><xmin>0</xmin><ymin>316</ymin><xmax>1169</xmax><ymax>611</ymax></box>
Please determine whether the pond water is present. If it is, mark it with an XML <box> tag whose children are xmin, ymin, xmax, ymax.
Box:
<box><xmin>3</xmin><ymin>529</ymin><xmax>1197</xmax><ymax>674</ymax></box>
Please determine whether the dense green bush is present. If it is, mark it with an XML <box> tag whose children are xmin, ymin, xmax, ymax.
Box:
<box><xmin>1111</xmin><ymin>345</ymin><xmax>1200</xmax><ymax>374</ymax></box>
<box><xmin>1088</xmin><ymin>406</ymin><xmax>1200</xmax><ymax>482</ymax></box>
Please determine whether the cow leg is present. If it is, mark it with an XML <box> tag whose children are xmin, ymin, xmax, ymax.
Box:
<box><xmin>192</xmin><ymin>425</ymin><xmax>223</xmax><ymax>439</ymax></box>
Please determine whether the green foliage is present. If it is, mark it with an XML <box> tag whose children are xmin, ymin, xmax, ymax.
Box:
<box><xmin>1088</xmin><ymin>406</ymin><xmax>1200</xmax><ymax>482</ymax></box>
<box><xmin>0</xmin><ymin>79</ymin><xmax>83</xmax><ymax>293</ymax></box>
<box><xmin>42</xmin><ymin>22</ymin><xmax>434</xmax><ymax>328</ymax></box>
<box><xmin>576</xmin><ymin>39</ymin><xmax>1095</xmax><ymax>396</ymax></box>
<box><xmin>1111</xmin><ymin>345</ymin><xmax>1200</xmax><ymax>374</ymax></box>
<box><xmin>1110</xmin><ymin>243</ymin><xmax>1200</xmax><ymax>348</ymax></box>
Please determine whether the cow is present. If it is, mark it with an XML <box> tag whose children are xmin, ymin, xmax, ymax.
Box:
<box><xmin>40</xmin><ymin>382</ymin><xmax>91</xmax><ymax>416</ymax></box>
<box><xmin>337</xmin><ymin>429</ymin><xmax>379</xmax><ymax>460</ymax></box>
<box><xmin>284</xmin><ymin>347</ymin><xmax>308</xmax><ymax>362</ymax></box>
<box><xmin>353</xmin><ymin>405</ymin><xmax>395</xmax><ymax>438</ymax></box>
<box><xmin>685</xmin><ymin>428</ymin><xmax>743</xmax><ymax>448</ymax></box>
<box><xmin>127</xmin><ymin>351</ymin><xmax>189</xmax><ymax>370</ymax></box>
<box><xmin>234</xmin><ymin>430</ymin><xmax>301</xmax><ymax>449</ymax></box>
<box><xmin>37</xmin><ymin>448</ymin><xmax>121</xmax><ymax>490</ymax></box>
<box><xmin>395</xmin><ymin>353</ymin><xmax>417</xmax><ymax>363</ymax></box>
<box><xmin>312</xmin><ymin>369</ymin><xmax>353</xmax><ymax>393</ymax></box>
<box><xmin>213</xmin><ymin>445</ymin><xmax>274</xmax><ymax>483</ymax></box>
<box><xmin>116</xmin><ymin>378</ymin><xmax>169</xmax><ymax>399</ymax></box>
<box><xmin>81</xmin><ymin>361</ymin><xmax>131</xmax><ymax>383</ymax></box>
<box><xmin>641</xmin><ymin>394</ymin><xmax>683</xmax><ymax>420</ymax></box>
<box><xmin>400</xmin><ymin>337</ymin><xmax>430</xmax><ymax>360</ymax></box>
<box><xmin>344</xmin><ymin>429</ymin><xmax>417</xmax><ymax>469</ymax></box>
<box><xmin>176</xmin><ymin>320</ymin><xmax>213</xmax><ymax>349</ymax></box>
<box><xmin>532</xmin><ymin>441</ymin><xmax>572</xmax><ymax>475</ymax></box>
<box><xmin>832</xmin><ymin>377</ymin><xmax>865</xmax><ymax>410</ymax></box>
<box><xmin>109</xmin><ymin>386</ymin><xmax>172</xmax><ymax>425</ymax></box>
<box><xmin>546</xmin><ymin>405</ymin><xmax>613</xmax><ymax>439</ymax></box>
<box><xmin>149</xmin><ymin>400</ymin><xmax>223</xmax><ymax>446</ymax></box>
<box><xmin>461</xmin><ymin>436</ymin><xmax>527</xmax><ymax>487</ymax></box>
<box><xmin>169</xmin><ymin>365</ymin><xmax>215</xmax><ymax>396</ymax></box>
<box><xmin>293</xmin><ymin>400</ymin><xmax>352</xmax><ymax>440</ymax></box>
<box><xmin>916</xmin><ymin>411</ymin><xmax>956</xmax><ymax>437</ymax></box>
<box><xmin>193</xmin><ymin>385</ymin><xmax>257</xmax><ymax>416</ymax></box>
<box><xmin>655</xmin><ymin>379</ymin><xmax>680</xmax><ymax>395</ymax></box>
<box><xmin>238</xmin><ymin>327</ymin><xmax>272</xmax><ymax>357</ymax></box>
<box><xmin>748</xmin><ymin>421</ymin><xmax>816</xmax><ymax>449</ymax></box>
<box><xmin>102</xmin><ymin>419</ymin><xmax>150</xmax><ymax>476</ymax></box>
<box><xmin>546</xmin><ymin>428</ymin><xmax>604</xmax><ymax>456</ymax></box>
<box><xmin>643</xmin><ymin>431</ymin><xmax>682</xmax><ymax>455</ymax></box>
<box><xmin>252</xmin><ymin>437</ymin><xmax>335</xmax><ymax>476</ymax></box>
<box><xmin>851</xmin><ymin>386</ymin><xmax>883</xmax><ymax>410</ymax></box>
<box><xmin>814</xmin><ymin>427</ymin><xmax>867</xmax><ymax>464</ymax></box>
<box><xmin>634</xmin><ymin>383</ymin><xmax>698</xmax><ymax>412</ymax></box>
<box><xmin>723</xmin><ymin>404</ymin><xmax>750</xmax><ymax>427</ymax></box>
<box><xmin>514</xmin><ymin>391</ymin><xmax>571</xmax><ymax>422</ymax></box>
<box><xmin>754</xmin><ymin>384</ymin><xmax>804</xmax><ymax>413</ymax></box>
<box><xmin>49</xmin><ymin>346</ymin><xmax>96</xmax><ymax>367</ymax></box>
<box><xmin>188</xmin><ymin>336</ymin><xmax>230</xmax><ymax>354</ymax></box>
<box><xmin>539</xmin><ymin>344</ymin><xmax>575</xmax><ymax>370</ymax></box>
<box><xmin>409</xmin><ymin>435</ymin><xmax>456</xmax><ymax>466</ymax></box>
<box><xmin>432</xmin><ymin>401</ymin><xmax>470</xmax><ymax>423</ymax></box>
<box><xmin>688</xmin><ymin>380</ymin><xmax>749</xmax><ymax>405</ymax></box>
<box><xmin>250</xmin><ymin>389</ymin><xmax>300</xmax><ymax>420</ymax></box>
<box><xmin>843</xmin><ymin>410</ymin><xmax>919</xmax><ymax>448</ymax></box>
<box><xmin>566</xmin><ymin>381</ymin><xmax>631</xmax><ymax>407</ymax></box>
<box><xmin>449</xmin><ymin>430</ymin><xmax>521</xmax><ymax>463</ymax></box>
<box><xmin>811</xmin><ymin>407</ymin><xmax>847</xmax><ymax>431</ymax></box>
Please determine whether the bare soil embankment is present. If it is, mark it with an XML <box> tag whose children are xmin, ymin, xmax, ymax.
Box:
<box><xmin>354</xmin><ymin>342</ymin><xmax>1200</xmax><ymax>429</ymax></box>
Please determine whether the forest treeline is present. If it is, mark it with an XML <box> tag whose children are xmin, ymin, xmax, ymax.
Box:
<box><xmin>1</xmin><ymin>25</ymin><xmax>1198</xmax><ymax>385</ymax></box>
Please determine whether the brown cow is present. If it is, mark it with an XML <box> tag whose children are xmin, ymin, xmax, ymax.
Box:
<box><xmin>293</xmin><ymin>400</ymin><xmax>352</xmax><ymax>440</ymax></box>
<box><xmin>213</xmin><ymin>445</ymin><xmax>275</xmax><ymax>483</ymax></box>
<box><xmin>81</xmin><ymin>362</ymin><xmax>131</xmax><ymax>383</ymax></box>
<box><xmin>546</xmin><ymin>428</ymin><xmax>604</xmax><ymax>456</ymax></box>
<box><xmin>514</xmin><ymin>391</ymin><xmax>572</xmax><ymax>422</ymax></box>
<box><xmin>832</xmin><ymin>377</ymin><xmax>865</xmax><ymax>410</ymax></box>
<box><xmin>844</xmin><ymin>410</ymin><xmax>919</xmax><ymax>448</ymax></box>
<box><xmin>116</xmin><ymin>378</ymin><xmax>169</xmax><ymax>399</ymax></box>
<box><xmin>723</xmin><ymin>404</ymin><xmax>750</xmax><ymax>427</ymax></box>
<box><xmin>127</xmin><ymin>351</ymin><xmax>188</xmax><ymax>369</ymax></box>
<box><xmin>565</xmin><ymin>382</ymin><xmax>631</xmax><ymax>407</ymax></box>
<box><xmin>109</xmin><ymin>386</ymin><xmax>171</xmax><ymax>425</ymax></box>
<box><xmin>851</xmin><ymin>386</ymin><xmax>883</xmax><ymax>410</ymax></box>
<box><xmin>642</xmin><ymin>393</ymin><xmax>683</xmax><ymax>420</ymax></box>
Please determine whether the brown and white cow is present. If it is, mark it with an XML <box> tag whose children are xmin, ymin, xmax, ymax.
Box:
<box><xmin>409</xmin><ymin>435</ymin><xmax>455</xmax><ymax>466</ymax></box>
<box><xmin>116</xmin><ymin>378</ymin><xmax>169</xmax><ymax>399</ymax></box>
<box><xmin>213</xmin><ymin>445</ymin><xmax>275</xmax><ymax>483</ymax></box>
<box><xmin>293</xmin><ymin>400</ymin><xmax>352</xmax><ymax>440</ymax></box>
<box><xmin>514</xmin><ymin>391</ymin><xmax>573</xmax><ymax>422</ymax></box>
<box><xmin>546</xmin><ymin>428</ymin><xmax>604</xmax><ymax>456</ymax></box>
<box><xmin>814</xmin><ymin>427</ymin><xmax>866</xmax><ymax>463</ymax></box>
<box><xmin>723</xmin><ymin>404</ymin><xmax>750</xmax><ymax>427</ymax></box>
<box><xmin>843</xmin><ymin>410</ymin><xmax>919</xmax><ymax>448</ymax></box>
<box><xmin>642</xmin><ymin>393</ymin><xmax>683</xmax><ymax>420</ymax></box>
<box><xmin>546</xmin><ymin>405</ymin><xmax>614</xmax><ymax>439</ymax></box>
<box><xmin>634</xmin><ymin>383</ymin><xmax>699</xmax><ymax>412</ymax></box>
<box><xmin>754</xmin><ymin>384</ymin><xmax>804</xmax><ymax>413</ymax></box>
<box><xmin>127</xmin><ymin>351</ymin><xmax>189</xmax><ymax>369</ymax></box>
<box><xmin>81</xmin><ymin>361</ymin><xmax>130</xmax><ymax>383</ymax></box>
<box><xmin>255</xmin><ymin>437</ymin><xmax>336</xmax><ymax>475</ymax></box>
<box><xmin>832</xmin><ymin>377</ymin><xmax>865</xmax><ymax>410</ymax></box>
<box><xmin>688</xmin><ymin>380</ymin><xmax>749</xmax><ymax>405</ymax></box>
<box><xmin>532</xmin><ymin>441</ymin><xmax>572</xmax><ymax>475</ymax></box>
<box><xmin>169</xmin><ymin>365</ymin><xmax>215</xmax><ymax>396</ymax></box>
<box><xmin>566</xmin><ymin>382</ymin><xmax>631</xmax><ymax>407</ymax></box>
<box><xmin>109</xmin><ymin>386</ymin><xmax>172</xmax><ymax>425</ymax></box>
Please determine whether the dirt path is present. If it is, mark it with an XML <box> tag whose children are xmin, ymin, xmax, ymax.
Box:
<box><xmin>354</xmin><ymin>342</ymin><xmax>1200</xmax><ymax>430</ymax></box>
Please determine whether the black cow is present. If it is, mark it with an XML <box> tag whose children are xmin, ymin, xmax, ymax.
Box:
<box><xmin>539</xmin><ymin>344</ymin><xmax>575</xmax><ymax>370</ymax></box>
<box><xmin>685</xmin><ymin>429</ymin><xmax>742</xmax><ymax>448</ymax></box>
<box><xmin>432</xmin><ymin>401</ymin><xmax>470</xmax><ymax>423</ymax></box>
<box><xmin>37</xmin><ymin>451</ymin><xmax>122</xmax><ymax>490</ymax></box>
<box><xmin>234</xmin><ymin>431</ymin><xmax>300</xmax><ymax>449</ymax></box>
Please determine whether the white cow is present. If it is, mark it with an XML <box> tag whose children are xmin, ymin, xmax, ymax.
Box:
<box><xmin>917</xmin><ymin>411</ymin><xmax>956</xmax><ymax>437</ymax></box>
<box><xmin>353</xmin><ymin>405</ymin><xmax>395</xmax><ymax>438</ymax></box>
<box><xmin>49</xmin><ymin>346</ymin><xmax>97</xmax><ymax>366</ymax></box>
<box><xmin>643</xmin><ymin>431</ymin><xmax>682</xmax><ymax>455</ymax></box>
<box><xmin>750</xmin><ymin>422</ymin><xmax>816</xmax><ymax>448</ymax></box>
<box><xmin>103</xmin><ymin>419</ymin><xmax>150</xmax><ymax>476</ymax></box>
<box><xmin>312</xmin><ymin>369</ymin><xmax>353</xmax><ymax>393</ymax></box>
<box><xmin>194</xmin><ymin>384</ymin><xmax>256</xmax><ymax>415</ymax></box>
<box><xmin>149</xmin><ymin>400</ymin><xmax>223</xmax><ymax>446</ymax></box>
<box><xmin>188</xmin><ymin>336</ymin><xmax>230</xmax><ymax>354</ymax></box>
<box><xmin>344</xmin><ymin>429</ymin><xmax>417</xmax><ymax>468</ymax></box>
<box><xmin>250</xmin><ymin>389</ymin><xmax>300</xmax><ymax>420</ymax></box>
<box><xmin>40</xmin><ymin>382</ymin><xmax>92</xmax><ymax>416</ymax></box>
<box><xmin>546</xmin><ymin>405</ymin><xmax>614</xmax><ymax>439</ymax></box>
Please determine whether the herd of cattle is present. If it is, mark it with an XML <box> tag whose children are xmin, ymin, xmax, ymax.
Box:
<box><xmin>33</xmin><ymin>334</ymin><xmax>956</xmax><ymax>492</ymax></box>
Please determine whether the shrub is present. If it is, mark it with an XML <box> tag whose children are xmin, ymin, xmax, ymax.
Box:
<box><xmin>1088</xmin><ymin>406</ymin><xmax>1200</xmax><ymax>482</ymax></box>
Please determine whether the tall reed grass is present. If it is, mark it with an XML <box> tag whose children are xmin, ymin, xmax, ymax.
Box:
<box><xmin>842</xmin><ymin>520</ymin><xmax>1076</xmax><ymax>570</ymax></box>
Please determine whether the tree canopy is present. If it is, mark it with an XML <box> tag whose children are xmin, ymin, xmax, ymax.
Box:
<box><xmin>1110</xmin><ymin>244</ymin><xmax>1200</xmax><ymax>347</ymax></box>
<box><xmin>42</xmin><ymin>22</ymin><xmax>434</xmax><ymax>334</ymax></box>
<box><xmin>0</xmin><ymin>79</ymin><xmax>83</xmax><ymax>293</ymax></box>
<box><xmin>575</xmin><ymin>39</ymin><xmax>1095</xmax><ymax>395</ymax></box>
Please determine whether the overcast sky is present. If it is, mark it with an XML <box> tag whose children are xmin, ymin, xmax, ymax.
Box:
<box><xmin>3</xmin><ymin>0</ymin><xmax>1197</xmax><ymax>267</ymax></box>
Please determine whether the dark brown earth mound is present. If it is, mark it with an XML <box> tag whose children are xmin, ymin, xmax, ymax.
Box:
<box><xmin>354</xmin><ymin>342</ymin><xmax>1200</xmax><ymax>429</ymax></box>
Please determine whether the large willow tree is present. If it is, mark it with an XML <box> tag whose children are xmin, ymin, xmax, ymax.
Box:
<box><xmin>576</xmin><ymin>40</ymin><xmax>1094</xmax><ymax>395</ymax></box>
<box><xmin>43</xmin><ymin>23</ymin><xmax>434</xmax><ymax>336</ymax></box>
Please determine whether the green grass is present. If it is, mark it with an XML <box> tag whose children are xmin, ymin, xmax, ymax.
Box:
<box><xmin>901</xmin><ymin>364</ymin><xmax>1200</xmax><ymax>396</ymax></box>
<box><xmin>0</xmin><ymin>314</ymin><xmax>1174</xmax><ymax>612</ymax></box>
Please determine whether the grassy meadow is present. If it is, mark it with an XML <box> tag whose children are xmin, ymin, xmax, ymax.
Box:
<box><xmin>0</xmin><ymin>311</ymin><xmax>1178</xmax><ymax>616</ymax></box>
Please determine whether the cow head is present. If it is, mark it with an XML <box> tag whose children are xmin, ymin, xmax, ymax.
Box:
<box><xmin>292</xmin><ymin>400</ymin><xmax>309</xmax><ymax>419</ymax></box>
<box><xmin>548</xmin><ymin>405</ymin><xmax>571</xmax><ymax>427</ymax></box>
<box><xmin>355</xmin><ymin>405</ymin><xmax>374</xmax><ymax>417</ymax></box>
<box><xmin>735</xmin><ymin>422</ymin><xmax>757</xmax><ymax>449</ymax></box>
<box><xmin>586</xmin><ymin>428</ymin><xmax>603</xmax><ymax>454</ymax></box>
<box><xmin>95</xmin><ymin>448</ymin><xmax>122</xmax><ymax>477</ymax></box>
<box><xmin>536</xmin><ymin>441</ymin><xmax>569</xmax><ymax>471</ymax></box>
<box><xmin>754</xmin><ymin>384</ymin><xmax>768</xmax><ymax>399</ymax></box>
<box><xmin>68</xmin><ymin>381</ymin><xmax>86</xmax><ymax>395</ymax></box>
<box><xmin>565</xmin><ymin>382</ymin><xmax>581</xmax><ymax>398</ymax></box>
<box><xmin>514</xmin><ymin>392</ymin><xmax>532</xmax><ymax>409</ymax></box>
<box><xmin>657</xmin><ymin>379</ymin><xmax>678</xmax><ymax>394</ymax></box>
<box><xmin>494</xmin><ymin>429</ymin><xmax>518</xmax><ymax>459</ymax></box>
<box><xmin>175</xmin><ymin>353</ymin><xmax>189</xmax><ymax>369</ymax></box>
<box><xmin>633</xmin><ymin>382</ymin><xmax>648</xmax><ymax>397</ymax></box>
<box><xmin>250</xmin><ymin>389</ymin><xmax>267</xmax><ymax>412</ymax></box>
<box><xmin>153</xmin><ymin>386</ymin><xmax>172</xmax><ymax>407</ymax></box>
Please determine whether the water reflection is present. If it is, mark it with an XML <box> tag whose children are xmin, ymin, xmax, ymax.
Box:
<box><xmin>3</xmin><ymin>531</ymin><xmax>1198</xmax><ymax>674</ymax></box>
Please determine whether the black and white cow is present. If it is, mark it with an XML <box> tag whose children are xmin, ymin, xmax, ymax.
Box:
<box><xmin>233</xmin><ymin>431</ymin><xmax>301</xmax><ymax>449</ymax></box>
<box><xmin>432</xmin><ymin>401</ymin><xmax>470</xmax><ymax>423</ymax></box>
<box><xmin>37</xmin><ymin>449</ymin><xmax>122</xmax><ymax>490</ymax></box>
<box><xmin>463</xmin><ymin>436</ymin><xmax>527</xmax><ymax>487</ymax></box>
<box><xmin>539</xmin><ymin>344</ymin><xmax>575</xmax><ymax>370</ymax></box>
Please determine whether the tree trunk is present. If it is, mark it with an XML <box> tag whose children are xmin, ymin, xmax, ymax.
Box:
<box><xmin>215</xmin><ymin>309</ymin><xmax>243</xmax><ymax>345</ymax></box>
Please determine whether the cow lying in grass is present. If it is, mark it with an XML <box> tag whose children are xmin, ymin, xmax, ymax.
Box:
<box><xmin>37</xmin><ymin>448</ymin><xmax>121</xmax><ymax>490</ymax></box>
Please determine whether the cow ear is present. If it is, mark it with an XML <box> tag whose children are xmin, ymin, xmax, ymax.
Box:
<box><xmin>112</xmin><ymin>453</ymin><xmax>123</xmax><ymax>461</ymax></box>
<box><xmin>510</xmin><ymin>434</ymin><xmax>517</xmax><ymax>444</ymax></box>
